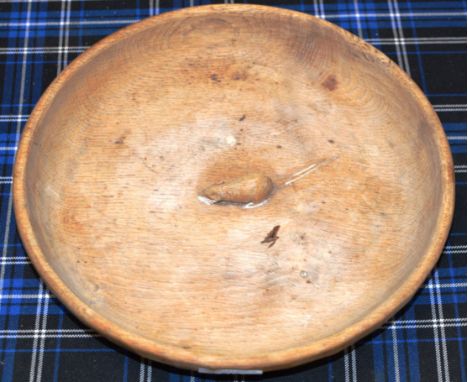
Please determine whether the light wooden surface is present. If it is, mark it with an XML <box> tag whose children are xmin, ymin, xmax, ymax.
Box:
<box><xmin>13</xmin><ymin>4</ymin><xmax>454</xmax><ymax>372</ymax></box>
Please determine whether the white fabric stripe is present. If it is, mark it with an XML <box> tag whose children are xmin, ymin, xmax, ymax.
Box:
<box><xmin>393</xmin><ymin>0</ymin><xmax>411</xmax><ymax>74</ymax></box>
<box><xmin>386</xmin><ymin>322</ymin><xmax>467</xmax><ymax>329</ymax></box>
<box><xmin>0</xmin><ymin>259</ymin><xmax>32</xmax><ymax>264</ymax></box>
<box><xmin>423</xmin><ymin>282</ymin><xmax>467</xmax><ymax>289</ymax></box>
<box><xmin>367</xmin><ymin>37</ymin><xmax>467</xmax><ymax>45</ymax></box>
<box><xmin>344</xmin><ymin>347</ymin><xmax>351</xmax><ymax>382</ymax></box>
<box><xmin>444</xmin><ymin>246</ymin><xmax>466</xmax><ymax>255</ymax></box>
<box><xmin>56</xmin><ymin>0</ymin><xmax>66</xmax><ymax>74</ymax></box>
<box><xmin>434</xmin><ymin>105</ymin><xmax>467</xmax><ymax>112</ymax></box>
<box><xmin>139</xmin><ymin>359</ymin><xmax>145</xmax><ymax>382</ymax></box>
<box><xmin>28</xmin><ymin>283</ymin><xmax>43</xmax><ymax>382</ymax></box>
<box><xmin>391</xmin><ymin>325</ymin><xmax>401</xmax><ymax>382</ymax></box>
<box><xmin>434</xmin><ymin>271</ymin><xmax>451</xmax><ymax>381</ymax></box>
<box><xmin>326</xmin><ymin>11</ymin><xmax>467</xmax><ymax>18</ymax></box>
<box><xmin>447</xmin><ymin>136</ymin><xmax>467</xmax><ymax>140</ymax></box>
<box><xmin>387</xmin><ymin>0</ymin><xmax>410</xmax><ymax>74</ymax></box>
<box><xmin>353</xmin><ymin>0</ymin><xmax>363</xmax><ymax>38</ymax></box>
<box><xmin>311</xmin><ymin>0</ymin><xmax>320</xmax><ymax>18</ymax></box>
<box><xmin>351</xmin><ymin>346</ymin><xmax>357</xmax><ymax>382</ymax></box>
<box><xmin>0</xmin><ymin>47</ymin><xmax>85</xmax><ymax>54</ymax></box>
<box><xmin>63</xmin><ymin>0</ymin><xmax>72</xmax><ymax>71</ymax></box>
<box><xmin>0</xmin><ymin>333</ymin><xmax>100</xmax><ymax>339</ymax></box>
<box><xmin>35</xmin><ymin>292</ymin><xmax>50</xmax><ymax>382</ymax></box>
<box><xmin>147</xmin><ymin>361</ymin><xmax>152</xmax><ymax>382</ymax></box>
<box><xmin>318</xmin><ymin>0</ymin><xmax>326</xmax><ymax>20</ymax></box>
<box><xmin>0</xmin><ymin>329</ymin><xmax>95</xmax><ymax>333</ymax></box>
<box><xmin>388</xmin><ymin>317</ymin><xmax>467</xmax><ymax>325</ymax></box>
<box><xmin>428</xmin><ymin>278</ymin><xmax>444</xmax><ymax>382</ymax></box>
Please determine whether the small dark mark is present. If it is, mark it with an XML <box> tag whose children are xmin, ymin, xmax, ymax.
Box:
<box><xmin>328</xmin><ymin>139</ymin><xmax>335</xmax><ymax>144</ymax></box>
<box><xmin>321</xmin><ymin>201</ymin><xmax>326</xmax><ymax>204</ymax></box>
<box><xmin>114</xmin><ymin>136</ymin><xmax>125</xmax><ymax>144</ymax></box>
<box><xmin>232</xmin><ymin>72</ymin><xmax>248</xmax><ymax>81</ymax></box>
<box><xmin>181</xmin><ymin>345</ymin><xmax>192</xmax><ymax>350</ymax></box>
<box><xmin>240</xmin><ymin>128</ymin><xmax>244</xmax><ymax>132</ymax></box>
<box><xmin>328</xmin><ymin>250</ymin><xmax>332</xmax><ymax>254</ymax></box>
<box><xmin>276</xmin><ymin>145</ymin><xmax>282</xmax><ymax>149</ymax></box>
<box><xmin>236</xmin><ymin>142</ymin><xmax>241</xmax><ymax>146</ymax></box>
<box><xmin>306</xmin><ymin>280</ymin><xmax>312</xmax><ymax>284</ymax></box>
<box><xmin>345</xmin><ymin>208</ymin><xmax>349</xmax><ymax>211</ymax></box>
<box><xmin>210</xmin><ymin>73</ymin><xmax>220</xmax><ymax>82</ymax></box>
<box><xmin>149</xmin><ymin>210</ymin><xmax>156</xmax><ymax>214</ymax></box>
<box><xmin>153</xmin><ymin>189</ymin><xmax>159</xmax><ymax>192</ymax></box>
<box><xmin>322</xmin><ymin>74</ymin><xmax>338</xmax><ymax>91</ymax></box>
<box><xmin>159</xmin><ymin>155</ymin><xmax>165</xmax><ymax>160</ymax></box>
<box><xmin>141</xmin><ymin>159</ymin><xmax>158</xmax><ymax>175</ymax></box>
<box><xmin>299</xmin><ymin>234</ymin><xmax>306</xmax><ymax>240</ymax></box>
<box><xmin>239</xmin><ymin>114</ymin><xmax>246</xmax><ymax>122</ymax></box>
<box><xmin>261</xmin><ymin>225</ymin><xmax>280</xmax><ymax>248</ymax></box>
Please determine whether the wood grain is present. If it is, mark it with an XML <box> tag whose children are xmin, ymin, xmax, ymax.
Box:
<box><xmin>13</xmin><ymin>4</ymin><xmax>454</xmax><ymax>372</ymax></box>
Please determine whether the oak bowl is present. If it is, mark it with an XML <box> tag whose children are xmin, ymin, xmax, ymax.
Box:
<box><xmin>14</xmin><ymin>4</ymin><xmax>454</xmax><ymax>373</ymax></box>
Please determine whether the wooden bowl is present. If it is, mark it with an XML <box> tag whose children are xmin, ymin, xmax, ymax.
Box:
<box><xmin>14</xmin><ymin>4</ymin><xmax>454</xmax><ymax>373</ymax></box>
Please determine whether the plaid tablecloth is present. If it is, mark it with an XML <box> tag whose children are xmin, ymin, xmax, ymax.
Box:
<box><xmin>0</xmin><ymin>1</ymin><xmax>466</xmax><ymax>381</ymax></box>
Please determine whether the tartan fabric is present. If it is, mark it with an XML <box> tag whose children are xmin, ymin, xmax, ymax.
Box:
<box><xmin>0</xmin><ymin>0</ymin><xmax>465</xmax><ymax>381</ymax></box>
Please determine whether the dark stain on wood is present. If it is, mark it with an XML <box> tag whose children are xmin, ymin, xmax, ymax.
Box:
<box><xmin>239</xmin><ymin>114</ymin><xmax>246</xmax><ymax>122</ymax></box>
<box><xmin>322</xmin><ymin>75</ymin><xmax>338</xmax><ymax>91</ymax></box>
<box><xmin>114</xmin><ymin>135</ymin><xmax>126</xmax><ymax>144</ymax></box>
<box><xmin>261</xmin><ymin>225</ymin><xmax>280</xmax><ymax>248</ymax></box>
<box><xmin>210</xmin><ymin>73</ymin><xmax>220</xmax><ymax>82</ymax></box>
<box><xmin>232</xmin><ymin>71</ymin><xmax>248</xmax><ymax>81</ymax></box>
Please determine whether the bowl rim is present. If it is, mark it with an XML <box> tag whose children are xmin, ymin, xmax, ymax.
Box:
<box><xmin>13</xmin><ymin>4</ymin><xmax>455</xmax><ymax>372</ymax></box>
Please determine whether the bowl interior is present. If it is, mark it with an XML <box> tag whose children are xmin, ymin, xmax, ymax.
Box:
<box><xmin>19</xmin><ymin>7</ymin><xmax>450</xmax><ymax>370</ymax></box>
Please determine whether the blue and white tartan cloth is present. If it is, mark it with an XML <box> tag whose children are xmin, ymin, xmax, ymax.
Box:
<box><xmin>0</xmin><ymin>1</ymin><xmax>465</xmax><ymax>381</ymax></box>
